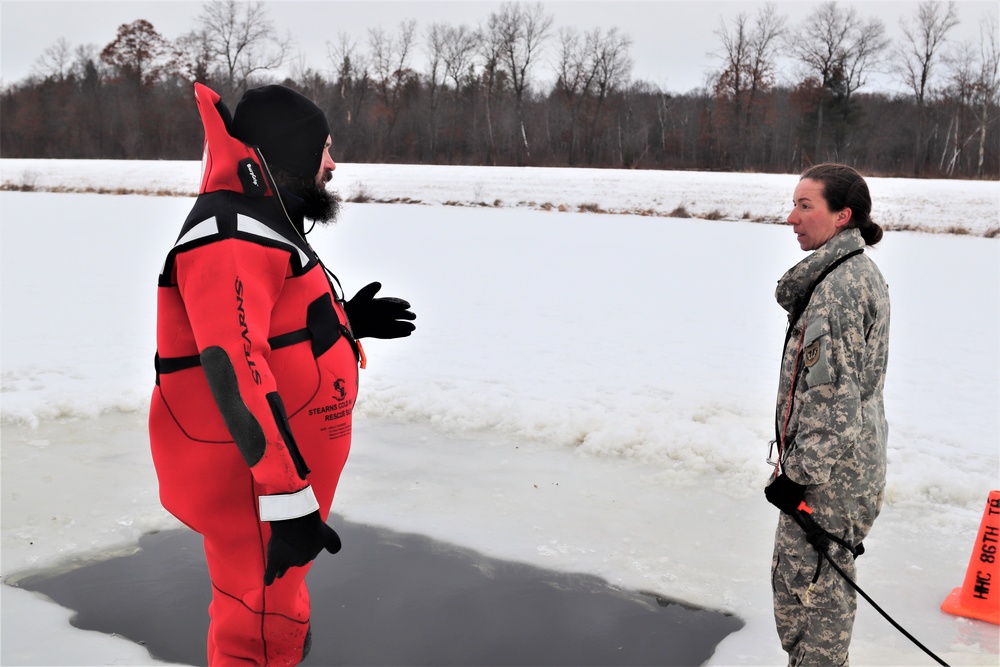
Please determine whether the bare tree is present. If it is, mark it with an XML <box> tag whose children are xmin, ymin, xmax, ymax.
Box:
<box><xmin>787</xmin><ymin>3</ymin><xmax>853</xmax><ymax>87</ymax></box>
<box><xmin>70</xmin><ymin>44</ymin><xmax>103</xmax><ymax>80</ymax></box>
<box><xmin>586</xmin><ymin>27</ymin><xmax>633</xmax><ymax>165</ymax></box>
<box><xmin>785</xmin><ymin>1</ymin><xmax>887</xmax><ymax>162</ymax></box>
<box><xmin>894</xmin><ymin>0</ymin><xmax>960</xmax><ymax>105</ymax></box>
<box><xmin>972</xmin><ymin>14</ymin><xmax>1000</xmax><ymax>177</ymax></box>
<box><xmin>425</xmin><ymin>23</ymin><xmax>447</xmax><ymax>156</ymax></box>
<box><xmin>369</xmin><ymin>20</ymin><xmax>417</xmax><ymax>156</ymax></box>
<box><xmin>197</xmin><ymin>0</ymin><xmax>289</xmax><ymax>95</ymax></box>
<box><xmin>440</xmin><ymin>24</ymin><xmax>479</xmax><ymax>157</ymax></box>
<box><xmin>555</xmin><ymin>27</ymin><xmax>591</xmax><ymax>96</ymax></box>
<box><xmin>327</xmin><ymin>32</ymin><xmax>371</xmax><ymax>121</ymax></box>
<box><xmin>939</xmin><ymin>40</ymin><xmax>975</xmax><ymax>174</ymax></box>
<box><xmin>70</xmin><ymin>45</ymin><xmax>109</xmax><ymax>155</ymax></box>
<box><xmin>948</xmin><ymin>14</ymin><xmax>1000</xmax><ymax>177</ymax></box>
<box><xmin>554</xmin><ymin>27</ymin><xmax>595</xmax><ymax>163</ymax></box>
<box><xmin>655</xmin><ymin>85</ymin><xmax>675</xmax><ymax>156</ymax></box>
<box><xmin>589</xmin><ymin>27</ymin><xmax>633</xmax><ymax>104</ymax></box>
<box><xmin>326</xmin><ymin>33</ymin><xmax>371</xmax><ymax>158</ymax></box>
<box><xmin>488</xmin><ymin>1</ymin><xmax>554</xmax><ymax>162</ymax></box>
<box><xmin>552</xmin><ymin>25</ymin><xmax>632</xmax><ymax>164</ymax></box>
<box><xmin>840</xmin><ymin>17</ymin><xmax>889</xmax><ymax>104</ymax></box>
<box><xmin>369</xmin><ymin>20</ymin><xmax>417</xmax><ymax>99</ymax></box>
<box><xmin>893</xmin><ymin>0</ymin><xmax>959</xmax><ymax>173</ymax></box>
<box><xmin>477</xmin><ymin>15</ymin><xmax>506</xmax><ymax>164</ymax></box>
<box><xmin>933</xmin><ymin>12</ymin><xmax>999</xmax><ymax>178</ymax></box>
<box><xmin>32</xmin><ymin>38</ymin><xmax>74</xmax><ymax>82</ymax></box>
<box><xmin>786</xmin><ymin>2</ymin><xmax>853</xmax><ymax>160</ymax></box>
<box><xmin>442</xmin><ymin>25</ymin><xmax>479</xmax><ymax>94</ymax></box>
<box><xmin>712</xmin><ymin>3</ymin><xmax>785</xmax><ymax>168</ymax></box>
<box><xmin>441</xmin><ymin>25</ymin><xmax>479</xmax><ymax>153</ymax></box>
<box><xmin>175</xmin><ymin>28</ymin><xmax>214</xmax><ymax>83</ymax></box>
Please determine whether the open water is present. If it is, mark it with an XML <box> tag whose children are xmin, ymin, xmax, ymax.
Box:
<box><xmin>9</xmin><ymin>518</ymin><xmax>743</xmax><ymax>666</ymax></box>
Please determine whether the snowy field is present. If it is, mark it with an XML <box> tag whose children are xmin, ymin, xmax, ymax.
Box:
<box><xmin>1</xmin><ymin>159</ymin><xmax>998</xmax><ymax>666</ymax></box>
<box><xmin>2</xmin><ymin>158</ymin><xmax>999</xmax><ymax>237</ymax></box>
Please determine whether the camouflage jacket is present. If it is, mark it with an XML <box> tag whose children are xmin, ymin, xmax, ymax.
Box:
<box><xmin>774</xmin><ymin>228</ymin><xmax>890</xmax><ymax>529</ymax></box>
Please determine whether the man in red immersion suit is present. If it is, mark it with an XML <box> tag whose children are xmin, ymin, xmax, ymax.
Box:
<box><xmin>149</xmin><ymin>83</ymin><xmax>415</xmax><ymax>666</ymax></box>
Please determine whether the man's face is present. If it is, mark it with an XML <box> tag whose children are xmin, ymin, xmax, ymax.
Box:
<box><xmin>316</xmin><ymin>135</ymin><xmax>335</xmax><ymax>187</ymax></box>
<box><xmin>294</xmin><ymin>134</ymin><xmax>340</xmax><ymax>224</ymax></box>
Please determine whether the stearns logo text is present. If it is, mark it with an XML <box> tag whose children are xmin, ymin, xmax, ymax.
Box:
<box><xmin>234</xmin><ymin>277</ymin><xmax>262</xmax><ymax>384</ymax></box>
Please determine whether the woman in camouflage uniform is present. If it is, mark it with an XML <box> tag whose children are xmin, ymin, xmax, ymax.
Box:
<box><xmin>764</xmin><ymin>163</ymin><xmax>890</xmax><ymax>666</ymax></box>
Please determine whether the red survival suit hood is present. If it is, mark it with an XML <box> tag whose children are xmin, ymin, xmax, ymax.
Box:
<box><xmin>194</xmin><ymin>82</ymin><xmax>273</xmax><ymax>198</ymax></box>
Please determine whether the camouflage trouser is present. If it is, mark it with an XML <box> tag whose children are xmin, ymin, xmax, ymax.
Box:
<box><xmin>771</xmin><ymin>512</ymin><xmax>857</xmax><ymax>667</ymax></box>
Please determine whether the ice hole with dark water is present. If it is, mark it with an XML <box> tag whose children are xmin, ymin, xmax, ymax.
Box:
<box><xmin>9</xmin><ymin>517</ymin><xmax>743</xmax><ymax>666</ymax></box>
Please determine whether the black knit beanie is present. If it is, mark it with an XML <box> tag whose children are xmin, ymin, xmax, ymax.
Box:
<box><xmin>231</xmin><ymin>85</ymin><xmax>331</xmax><ymax>179</ymax></box>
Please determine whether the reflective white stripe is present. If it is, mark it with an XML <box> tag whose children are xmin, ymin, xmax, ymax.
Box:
<box><xmin>162</xmin><ymin>218</ymin><xmax>221</xmax><ymax>275</ymax></box>
<box><xmin>237</xmin><ymin>214</ymin><xmax>309</xmax><ymax>268</ymax></box>
<box><xmin>174</xmin><ymin>218</ymin><xmax>219</xmax><ymax>248</ymax></box>
<box><xmin>258</xmin><ymin>486</ymin><xmax>319</xmax><ymax>521</ymax></box>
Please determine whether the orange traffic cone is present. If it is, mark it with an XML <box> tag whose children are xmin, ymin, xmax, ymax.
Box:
<box><xmin>941</xmin><ymin>489</ymin><xmax>1000</xmax><ymax>625</ymax></box>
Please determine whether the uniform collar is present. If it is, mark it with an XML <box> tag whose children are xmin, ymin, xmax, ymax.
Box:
<box><xmin>776</xmin><ymin>228</ymin><xmax>865</xmax><ymax>314</ymax></box>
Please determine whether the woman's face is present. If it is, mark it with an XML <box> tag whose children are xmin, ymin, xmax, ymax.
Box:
<box><xmin>787</xmin><ymin>178</ymin><xmax>851</xmax><ymax>251</ymax></box>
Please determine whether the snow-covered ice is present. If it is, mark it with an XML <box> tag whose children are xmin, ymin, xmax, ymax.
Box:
<box><xmin>3</xmin><ymin>158</ymin><xmax>998</xmax><ymax>236</ymax></box>
<box><xmin>1</xmin><ymin>160</ymin><xmax>998</xmax><ymax>665</ymax></box>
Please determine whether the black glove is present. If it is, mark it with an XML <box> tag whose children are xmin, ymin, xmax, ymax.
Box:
<box><xmin>764</xmin><ymin>473</ymin><xmax>807</xmax><ymax>516</ymax></box>
<box><xmin>264</xmin><ymin>510</ymin><xmax>342</xmax><ymax>586</ymax></box>
<box><xmin>345</xmin><ymin>282</ymin><xmax>416</xmax><ymax>339</ymax></box>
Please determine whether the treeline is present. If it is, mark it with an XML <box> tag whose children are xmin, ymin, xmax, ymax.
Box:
<box><xmin>2</xmin><ymin>0</ymin><xmax>998</xmax><ymax>178</ymax></box>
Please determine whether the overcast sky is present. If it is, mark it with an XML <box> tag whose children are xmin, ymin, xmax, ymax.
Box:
<box><xmin>1</xmin><ymin>0</ymin><xmax>996</xmax><ymax>94</ymax></box>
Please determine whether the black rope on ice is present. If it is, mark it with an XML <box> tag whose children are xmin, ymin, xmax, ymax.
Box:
<box><xmin>792</xmin><ymin>511</ymin><xmax>951</xmax><ymax>667</ymax></box>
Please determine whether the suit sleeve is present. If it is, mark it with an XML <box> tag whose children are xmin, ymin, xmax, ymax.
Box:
<box><xmin>175</xmin><ymin>238</ymin><xmax>320</xmax><ymax>520</ymax></box>
<box><xmin>783</xmin><ymin>296</ymin><xmax>865</xmax><ymax>486</ymax></box>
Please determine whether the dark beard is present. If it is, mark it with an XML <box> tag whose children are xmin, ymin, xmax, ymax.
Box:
<box><xmin>299</xmin><ymin>180</ymin><xmax>341</xmax><ymax>225</ymax></box>
<box><xmin>273</xmin><ymin>168</ymin><xmax>342</xmax><ymax>226</ymax></box>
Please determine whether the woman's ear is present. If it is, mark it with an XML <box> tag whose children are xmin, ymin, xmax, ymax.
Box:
<box><xmin>835</xmin><ymin>207</ymin><xmax>853</xmax><ymax>229</ymax></box>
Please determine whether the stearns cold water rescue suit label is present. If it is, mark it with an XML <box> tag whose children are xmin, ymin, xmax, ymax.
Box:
<box><xmin>308</xmin><ymin>378</ymin><xmax>355</xmax><ymax>441</ymax></box>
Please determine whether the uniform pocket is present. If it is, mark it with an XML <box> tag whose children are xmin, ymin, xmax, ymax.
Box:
<box><xmin>779</xmin><ymin>544</ymin><xmax>854</xmax><ymax>610</ymax></box>
<box><xmin>802</xmin><ymin>317</ymin><xmax>834</xmax><ymax>388</ymax></box>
